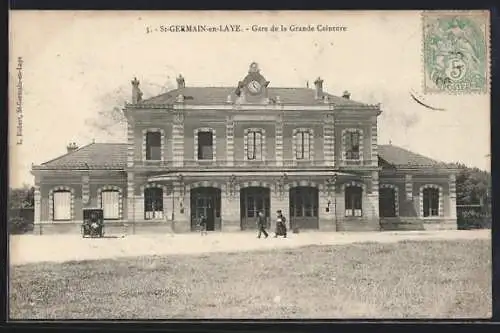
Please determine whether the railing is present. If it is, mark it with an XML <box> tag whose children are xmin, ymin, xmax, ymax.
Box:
<box><xmin>133</xmin><ymin>159</ymin><xmax>377</xmax><ymax>168</ymax></box>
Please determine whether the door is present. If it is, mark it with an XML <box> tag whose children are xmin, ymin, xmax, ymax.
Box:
<box><xmin>240</xmin><ymin>187</ymin><xmax>270</xmax><ymax>230</ymax></box>
<box><xmin>289</xmin><ymin>186</ymin><xmax>319</xmax><ymax>229</ymax></box>
<box><xmin>190</xmin><ymin>187</ymin><xmax>221</xmax><ymax>231</ymax></box>
<box><xmin>379</xmin><ymin>187</ymin><xmax>396</xmax><ymax>217</ymax></box>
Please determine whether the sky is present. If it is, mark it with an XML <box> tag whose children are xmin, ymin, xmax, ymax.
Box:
<box><xmin>8</xmin><ymin>10</ymin><xmax>491</xmax><ymax>188</ymax></box>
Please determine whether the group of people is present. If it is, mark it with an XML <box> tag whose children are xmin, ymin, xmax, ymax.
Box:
<box><xmin>256</xmin><ymin>210</ymin><xmax>287</xmax><ymax>239</ymax></box>
<box><xmin>197</xmin><ymin>210</ymin><xmax>289</xmax><ymax>238</ymax></box>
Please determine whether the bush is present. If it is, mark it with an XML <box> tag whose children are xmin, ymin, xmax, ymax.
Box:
<box><xmin>458</xmin><ymin>210</ymin><xmax>491</xmax><ymax>230</ymax></box>
<box><xmin>9</xmin><ymin>216</ymin><xmax>33</xmax><ymax>234</ymax></box>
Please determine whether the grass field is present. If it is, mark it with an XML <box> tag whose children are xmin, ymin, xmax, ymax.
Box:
<box><xmin>10</xmin><ymin>239</ymin><xmax>491</xmax><ymax>319</ymax></box>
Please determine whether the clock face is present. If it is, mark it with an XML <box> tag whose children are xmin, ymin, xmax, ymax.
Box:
<box><xmin>247</xmin><ymin>80</ymin><xmax>262</xmax><ymax>94</ymax></box>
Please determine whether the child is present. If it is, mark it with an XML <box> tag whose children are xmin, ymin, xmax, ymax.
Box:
<box><xmin>198</xmin><ymin>214</ymin><xmax>208</xmax><ymax>236</ymax></box>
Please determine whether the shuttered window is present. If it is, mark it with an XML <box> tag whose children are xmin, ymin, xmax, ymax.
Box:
<box><xmin>53</xmin><ymin>191</ymin><xmax>71</xmax><ymax>221</ymax></box>
<box><xmin>101</xmin><ymin>190</ymin><xmax>120</xmax><ymax>219</ymax></box>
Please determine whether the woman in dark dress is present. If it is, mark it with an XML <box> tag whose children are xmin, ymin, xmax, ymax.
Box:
<box><xmin>274</xmin><ymin>210</ymin><xmax>287</xmax><ymax>238</ymax></box>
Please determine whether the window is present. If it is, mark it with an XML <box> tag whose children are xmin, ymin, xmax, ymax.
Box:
<box><xmin>423</xmin><ymin>187</ymin><xmax>439</xmax><ymax>217</ymax></box>
<box><xmin>197</xmin><ymin>131</ymin><xmax>214</xmax><ymax>160</ymax></box>
<box><xmin>101</xmin><ymin>190</ymin><xmax>120</xmax><ymax>219</ymax></box>
<box><xmin>247</xmin><ymin>130</ymin><xmax>263</xmax><ymax>160</ymax></box>
<box><xmin>53</xmin><ymin>190</ymin><xmax>71</xmax><ymax>220</ymax></box>
<box><xmin>345</xmin><ymin>131</ymin><xmax>360</xmax><ymax>160</ymax></box>
<box><xmin>345</xmin><ymin>186</ymin><xmax>363</xmax><ymax>217</ymax></box>
<box><xmin>146</xmin><ymin>132</ymin><xmax>162</xmax><ymax>160</ymax></box>
<box><xmin>145</xmin><ymin>187</ymin><xmax>163</xmax><ymax>220</ymax></box>
<box><xmin>295</xmin><ymin>130</ymin><xmax>312</xmax><ymax>160</ymax></box>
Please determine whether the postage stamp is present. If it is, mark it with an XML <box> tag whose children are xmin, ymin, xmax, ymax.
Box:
<box><xmin>422</xmin><ymin>11</ymin><xmax>490</xmax><ymax>94</ymax></box>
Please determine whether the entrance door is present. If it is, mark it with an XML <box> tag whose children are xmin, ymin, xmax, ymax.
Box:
<box><xmin>190</xmin><ymin>187</ymin><xmax>221</xmax><ymax>231</ymax></box>
<box><xmin>379</xmin><ymin>187</ymin><xmax>396</xmax><ymax>217</ymax></box>
<box><xmin>289</xmin><ymin>187</ymin><xmax>319</xmax><ymax>229</ymax></box>
<box><xmin>240</xmin><ymin>187</ymin><xmax>270</xmax><ymax>230</ymax></box>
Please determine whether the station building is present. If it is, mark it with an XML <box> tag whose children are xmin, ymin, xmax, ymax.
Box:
<box><xmin>31</xmin><ymin>63</ymin><xmax>458</xmax><ymax>234</ymax></box>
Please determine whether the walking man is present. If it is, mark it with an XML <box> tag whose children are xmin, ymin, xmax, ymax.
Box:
<box><xmin>256</xmin><ymin>211</ymin><xmax>269</xmax><ymax>238</ymax></box>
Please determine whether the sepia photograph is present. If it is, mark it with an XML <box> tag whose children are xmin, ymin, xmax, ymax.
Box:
<box><xmin>8</xmin><ymin>10</ymin><xmax>491</xmax><ymax>319</ymax></box>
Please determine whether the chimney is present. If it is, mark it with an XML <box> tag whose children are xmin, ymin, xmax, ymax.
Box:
<box><xmin>176</xmin><ymin>74</ymin><xmax>185</xmax><ymax>89</ymax></box>
<box><xmin>342</xmin><ymin>90</ymin><xmax>351</xmax><ymax>99</ymax></box>
<box><xmin>67</xmin><ymin>142</ymin><xmax>79</xmax><ymax>153</ymax></box>
<box><xmin>314</xmin><ymin>77</ymin><xmax>323</xmax><ymax>100</ymax></box>
<box><xmin>131</xmin><ymin>77</ymin><xmax>142</xmax><ymax>104</ymax></box>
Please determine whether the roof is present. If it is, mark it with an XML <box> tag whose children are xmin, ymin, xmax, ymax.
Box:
<box><xmin>378</xmin><ymin>144</ymin><xmax>444</xmax><ymax>167</ymax></box>
<box><xmin>34</xmin><ymin>142</ymin><xmax>448</xmax><ymax>170</ymax></box>
<box><xmin>37</xmin><ymin>143</ymin><xmax>128</xmax><ymax>169</ymax></box>
<box><xmin>141</xmin><ymin>87</ymin><xmax>368</xmax><ymax>106</ymax></box>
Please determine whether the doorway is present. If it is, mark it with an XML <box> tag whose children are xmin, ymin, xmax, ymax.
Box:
<box><xmin>190</xmin><ymin>187</ymin><xmax>221</xmax><ymax>231</ymax></box>
<box><xmin>379</xmin><ymin>187</ymin><xmax>397</xmax><ymax>217</ymax></box>
<box><xmin>289</xmin><ymin>186</ymin><xmax>319</xmax><ymax>229</ymax></box>
<box><xmin>240</xmin><ymin>187</ymin><xmax>270</xmax><ymax>230</ymax></box>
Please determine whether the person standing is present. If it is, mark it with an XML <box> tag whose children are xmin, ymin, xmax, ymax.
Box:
<box><xmin>274</xmin><ymin>210</ymin><xmax>287</xmax><ymax>238</ymax></box>
<box><xmin>256</xmin><ymin>211</ymin><xmax>269</xmax><ymax>238</ymax></box>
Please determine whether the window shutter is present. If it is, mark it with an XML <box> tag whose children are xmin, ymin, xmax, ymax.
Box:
<box><xmin>295</xmin><ymin>132</ymin><xmax>302</xmax><ymax>159</ymax></box>
<box><xmin>54</xmin><ymin>191</ymin><xmax>71</xmax><ymax>220</ymax></box>
<box><xmin>303</xmin><ymin>132</ymin><xmax>310</xmax><ymax>159</ymax></box>
<box><xmin>255</xmin><ymin>132</ymin><xmax>262</xmax><ymax>160</ymax></box>
<box><xmin>247</xmin><ymin>132</ymin><xmax>255</xmax><ymax>160</ymax></box>
<box><xmin>102</xmin><ymin>191</ymin><xmax>119</xmax><ymax>219</ymax></box>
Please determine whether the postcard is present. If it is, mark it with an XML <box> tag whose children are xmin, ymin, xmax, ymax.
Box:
<box><xmin>8</xmin><ymin>10</ymin><xmax>491</xmax><ymax>319</ymax></box>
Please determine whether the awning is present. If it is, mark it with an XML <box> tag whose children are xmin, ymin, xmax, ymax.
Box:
<box><xmin>147</xmin><ymin>171</ymin><xmax>358</xmax><ymax>182</ymax></box>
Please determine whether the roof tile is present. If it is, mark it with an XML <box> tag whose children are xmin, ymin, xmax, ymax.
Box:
<box><xmin>142</xmin><ymin>87</ymin><xmax>367</xmax><ymax>106</ymax></box>
<box><xmin>37</xmin><ymin>143</ymin><xmax>447</xmax><ymax>170</ymax></box>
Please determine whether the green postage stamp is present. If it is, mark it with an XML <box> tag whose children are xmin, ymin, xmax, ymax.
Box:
<box><xmin>423</xmin><ymin>11</ymin><xmax>490</xmax><ymax>94</ymax></box>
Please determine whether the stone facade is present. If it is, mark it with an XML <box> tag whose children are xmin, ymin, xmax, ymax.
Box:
<box><xmin>31</xmin><ymin>63</ymin><xmax>458</xmax><ymax>234</ymax></box>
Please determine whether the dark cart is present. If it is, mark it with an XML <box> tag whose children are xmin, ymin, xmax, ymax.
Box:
<box><xmin>82</xmin><ymin>208</ymin><xmax>104</xmax><ymax>238</ymax></box>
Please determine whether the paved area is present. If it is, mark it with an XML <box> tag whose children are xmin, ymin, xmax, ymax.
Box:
<box><xmin>9</xmin><ymin>229</ymin><xmax>490</xmax><ymax>265</ymax></box>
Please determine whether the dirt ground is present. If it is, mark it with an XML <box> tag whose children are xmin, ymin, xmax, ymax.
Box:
<box><xmin>9</xmin><ymin>229</ymin><xmax>490</xmax><ymax>266</ymax></box>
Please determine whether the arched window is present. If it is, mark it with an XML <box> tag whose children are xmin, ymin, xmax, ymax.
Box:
<box><xmin>98</xmin><ymin>186</ymin><xmax>122</xmax><ymax>220</ymax></box>
<box><xmin>379</xmin><ymin>184</ymin><xmax>399</xmax><ymax>217</ymax></box>
<box><xmin>50</xmin><ymin>186</ymin><xmax>74</xmax><ymax>221</ymax></box>
<box><xmin>244</xmin><ymin>128</ymin><xmax>266</xmax><ymax>161</ymax></box>
<box><xmin>144</xmin><ymin>187</ymin><xmax>164</xmax><ymax>220</ymax></box>
<box><xmin>345</xmin><ymin>184</ymin><xmax>363</xmax><ymax>217</ymax></box>
<box><xmin>342</xmin><ymin>128</ymin><xmax>363</xmax><ymax>161</ymax></box>
<box><xmin>293</xmin><ymin>128</ymin><xmax>314</xmax><ymax>160</ymax></box>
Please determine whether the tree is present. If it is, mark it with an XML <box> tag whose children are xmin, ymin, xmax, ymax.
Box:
<box><xmin>452</xmin><ymin>163</ymin><xmax>491</xmax><ymax>206</ymax></box>
<box><xmin>450</xmin><ymin>163</ymin><xmax>491</xmax><ymax>229</ymax></box>
<box><xmin>84</xmin><ymin>79</ymin><xmax>176</xmax><ymax>137</ymax></box>
<box><xmin>9</xmin><ymin>184</ymin><xmax>34</xmax><ymax>209</ymax></box>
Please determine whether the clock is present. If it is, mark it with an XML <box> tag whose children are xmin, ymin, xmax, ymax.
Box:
<box><xmin>247</xmin><ymin>80</ymin><xmax>262</xmax><ymax>94</ymax></box>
